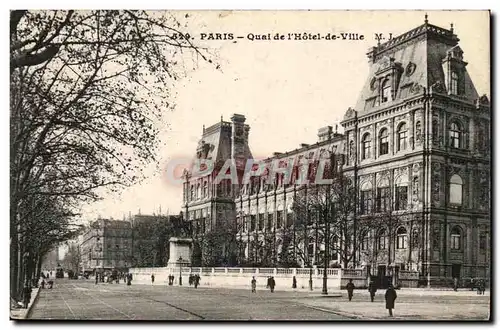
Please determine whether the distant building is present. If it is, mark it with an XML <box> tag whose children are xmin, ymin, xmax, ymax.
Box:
<box><xmin>80</xmin><ymin>219</ymin><xmax>133</xmax><ymax>272</ymax></box>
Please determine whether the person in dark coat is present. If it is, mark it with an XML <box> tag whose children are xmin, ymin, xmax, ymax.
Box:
<box><xmin>23</xmin><ymin>285</ymin><xmax>32</xmax><ymax>309</ymax></box>
<box><xmin>292</xmin><ymin>276</ymin><xmax>297</xmax><ymax>289</ymax></box>
<box><xmin>368</xmin><ymin>280</ymin><xmax>377</xmax><ymax>302</ymax></box>
<box><xmin>385</xmin><ymin>284</ymin><xmax>397</xmax><ymax>317</ymax></box>
<box><xmin>346</xmin><ymin>279</ymin><xmax>355</xmax><ymax>301</ymax></box>
<box><xmin>251</xmin><ymin>276</ymin><xmax>257</xmax><ymax>293</ymax></box>
<box><xmin>266</xmin><ymin>277</ymin><xmax>271</xmax><ymax>289</ymax></box>
<box><xmin>151</xmin><ymin>274</ymin><xmax>155</xmax><ymax>284</ymax></box>
<box><xmin>95</xmin><ymin>274</ymin><xmax>99</xmax><ymax>285</ymax></box>
<box><xmin>269</xmin><ymin>277</ymin><xmax>276</xmax><ymax>293</ymax></box>
<box><xmin>194</xmin><ymin>274</ymin><xmax>200</xmax><ymax>288</ymax></box>
<box><xmin>47</xmin><ymin>280</ymin><xmax>54</xmax><ymax>289</ymax></box>
<box><xmin>478</xmin><ymin>280</ymin><xmax>486</xmax><ymax>295</ymax></box>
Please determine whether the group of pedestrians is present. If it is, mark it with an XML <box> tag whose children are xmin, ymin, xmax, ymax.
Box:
<box><xmin>345</xmin><ymin>279</ymin><xmax>398</xmax><ymax>317</ymax></box>
<box><xmin>250</xmin><ymin>276</ymin><xmax>276</xmax><ymax>293</ymax></box>
<box><xmin>188</xmin><ymin>274</ymin><xmax>201</xmax><ymax>288</ymax></box>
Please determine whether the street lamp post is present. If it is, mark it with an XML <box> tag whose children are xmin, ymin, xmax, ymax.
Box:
<box><xmin>178</xmin><ymin>257</ymin><xmax>183</xmax><ymax>286</ymax></box>
<box><xmin>309</xmin><ymin>266</ymin><xmax>313</xmax><ymax>291</ymax></box>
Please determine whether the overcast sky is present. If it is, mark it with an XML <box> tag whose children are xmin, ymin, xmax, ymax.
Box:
<box><xmin>80</xmin><ymin>10</ymin><xmax>490</xmax><ymax>221</ymax></box>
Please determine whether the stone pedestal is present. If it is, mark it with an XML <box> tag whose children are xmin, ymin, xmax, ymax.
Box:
<box><xmin>167</xmin><ymin>237</ymin><xmax>193</xmax><ymax>268</ymax></box>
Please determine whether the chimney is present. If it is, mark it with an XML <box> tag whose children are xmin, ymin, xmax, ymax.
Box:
<box><xmin>317</xmin><ymin>126</ymin><xmax>333</xmax><ymax>142</ymax></box>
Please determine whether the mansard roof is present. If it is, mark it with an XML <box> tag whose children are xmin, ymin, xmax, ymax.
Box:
<box><xmin>352</xmin><ymin>21</ymin><xmax>480</xmax><ymax>117</ymax></box>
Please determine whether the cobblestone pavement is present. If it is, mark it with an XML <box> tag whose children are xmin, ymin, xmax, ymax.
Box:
<box><xmin>28</xmin><ymin>279</ymin><xmax>350</xmax><ymax>320</ymax></box>
<box><xmin>29</xmin><ymin>279</ymin><xmax>490</xmax><ymax>321</ymax></box>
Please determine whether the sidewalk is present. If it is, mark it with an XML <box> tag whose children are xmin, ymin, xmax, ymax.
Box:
<box><xmin>298</xmin><ymin>290</ymin><xmax>490</xmax><ymax>320</ymax></box>
<box><xmin>10</xmin><ymin>288</ymin><xmax>40</xmax><ymax>320</ymax></box>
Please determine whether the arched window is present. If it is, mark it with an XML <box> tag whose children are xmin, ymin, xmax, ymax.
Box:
<box><xmin>362</xmin><ymin>133</ymin><xmax>371</xmax><ymax>159</ymax></box>
<box><xmin>360</xmin><ymin>181</ymin><xmax>373</xmax><ymax>215</ymax></box>
<box><xmin>450</xmin><ymin>122</ymin><xmax>462</xmax><ymax>149</ymax></box>
<box><xmin>379</xmin><ymin>128</ymin><xmax>389</xmax><ymax>155</ymax></box>
<box><xmin>190</xmin><ymin>185</ymin><xmax>195</xmax><ymax>201</ymax></box>
<box><xmin>451</xmin><ymin>226</ymin><xmax>462</xmax><ymax>250</ymax></box>
<box><xmin>376</xmin><ymin>177</ymin><xmax>390</xmax><ymax>212</ymax></box>
<box><xmin>377</xmin><ymin>229</ymin><xmax>387</xmax><ymax>250</ymax></box>
<box><xmin>397</xmin><ymin>123</ymin><xmax>408</xmax><ymax>151</ymax></box>
<box><xmin>381</xmin><ymin>79</ymin><xmax>391</xmax><ymax>103</ymax></box>
<box><xmin>449</xmin><ymin>174</ymin><xmax>463</xmax><ymax>205</ymax></box>
<box><xmin>196</xmin><ymin>183</ymin><xmax>201</xmax><ymax>199</ymax></box>
<box><xmin>450</xmin><ymin>71</ymin><xmax>459</xmax><ymax>95</ymax></box>
<box><xmin>394</xmin><ymin>176</ymin><xmax>408</xmax><ymax>211</ymax></box>
<box><xmin>396</xmin><ymin>227</ymin><xmax>408</xmax><ymax>249</ymax></box>
<box><xmin>203</xmin><ymin>181</ymin><xmax>208</xmax><ymax>197</ymax></box>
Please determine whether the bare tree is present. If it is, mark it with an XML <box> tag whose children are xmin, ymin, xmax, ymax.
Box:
<box><xmin>10</xmin><ymin>10</ymin><xmax>214</xmax><ymax>299</ymax></box>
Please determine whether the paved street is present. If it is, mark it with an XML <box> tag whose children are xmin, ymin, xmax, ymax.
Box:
<box><xmin>28</xmin><ymin>279</ymin><xmax>349</xmax><ymax>320</ymax></box>
<box><xmin>29</xmin><ymin>279</ymin><xmax>490</xmax><ymax>320</ymax></box>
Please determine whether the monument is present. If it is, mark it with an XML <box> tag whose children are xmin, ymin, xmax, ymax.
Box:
<box><xmin>166</xmin><ymin>237</ymin><xmax>193</xmax><ymax>268</ymax></box>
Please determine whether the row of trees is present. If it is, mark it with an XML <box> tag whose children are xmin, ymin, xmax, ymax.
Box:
<box><xmin>10</xmin><ymin>10</ymin><xmax>212</xmax><ymax>300</ymax></box>
<box><xmin>227</xmin><ymin>168</ymin><xmax>423</xmax><ymax>271</ymax></box>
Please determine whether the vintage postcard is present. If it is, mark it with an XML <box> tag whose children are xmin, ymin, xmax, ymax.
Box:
<box><xmin>9</xmin><ymin>10</ymin><xmax>490</xmax><ymax>321</ymax></box>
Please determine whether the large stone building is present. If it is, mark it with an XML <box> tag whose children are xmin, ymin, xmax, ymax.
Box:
<box><xmin>181</xmin><ymin>19</ymin><xmax>490</xmax><ymax>286</ymax></box>
<box><xmin>80</xmin><ymin>219</ymin><xmax>133</xmax><ymax>272</ymax></box>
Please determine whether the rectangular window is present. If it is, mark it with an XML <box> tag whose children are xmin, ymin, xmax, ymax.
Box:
<box><xmin>380</xmin><ymin>137</ymin><xmax>389</xmax><ymax>155</ymax></box>
<box><xmin>450</xmin><ymin>131</ymin><xmax>460</xmax><ymax>148</ymax></box>
<box><xmin>258</xmin><ymin>214</ymin><xmax>264</xmax><ymax>231</ymax></box>
<box><xmin>395</xmin><ymin>186</ymin><xmax>408</xmax><ymax>210</ymax></box>
<box><xmin>250</xmin><ymin>215</ymin><xmax>256</xmax><ymax>232</ymax></box>
<box><xmin>451</xmin><ymin>235</ymin><xmax>460</xmax><ymax>250</ymax></box>
<box><xmin>397</xmin><ymin>235</ymin><xmax>407</xmax><ymax>249</ymax></box>
<box><xmin>398</xmin><ymin>130</ymin><xmax>408</xmax><ymax>151</ymax></box>
<box><xmin>377</xmin><ymin>187</ymin><xmax>390</xmax><ymax>212</ymax></box>
<box><xmin>479</xmin><ymin>234</ymin><xmax>487</xmax><ymax>250</ymax></box>
<box><xmin>361</xmin><ymin>190</ymin><xmax>373</xmax><ymax>215</ymax></box>
<box><xmin>267</xmin><ymin>214</ymin><xmax>273</xmax><ymax>231</ymax></box>
<box><xmin>277</xmin><ymin>211</ymin><xmax>283</xmax><ymax>229</ymax></box>
<box><xmin>363</xmin><ymin>140</ymin><xmax>371</xmax><ymax>159</ymax></box>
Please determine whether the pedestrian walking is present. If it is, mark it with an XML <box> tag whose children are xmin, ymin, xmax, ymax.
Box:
<box><xmin>194</xmin><ymin>274</ymin><xmax>200</xmax><ymax>288</ymax></box>
<box><xmin>22</xmin><ymin>285</ymin><xmax>32</xmax><ymax>309</ymax></box>
<box><xmin>368</xmin><ymin>280</ymin><xmax>377</xmax><ymax>302</ymax></box>
<box><xmin>95</xmin><ymin>274</ymin><xmax>98</xmax><ymax>285</ymax></box>
<box><xmin>385</xmin><ymin>284</ymin><xmax>397</xmax><ymax>317</ymax></box>
<box><xmin>453</xmin><ymin>277</ymin><xmax>459</xmax><ymax>291</ymax></box>
<box><xmin>292</xmin><ymin>276</ymin><xmax>297</xmax><ymax>289</ymax></box>
<box><xmin>251</xmin><ymin>276</ymin><xmax>257</xmax><ymax>293</ymax></box>
<box><xmin>266</xmin><ymin>277</ymin><xmax>271</xmax><ymax>289</ymax></box>
<box><xmin>479</xmin><ymin>280</ymin><xmax>486</xmax><ymax>295</ymax></box>
<box><xmin>151</xmin><ymin>274</ymin><xmax>155</xmax><ymax>284</ymax></box>
<box><xmin>269</xmin><ymin>276</ymin><xmax>276</xmax><ymax>293</ymax></box>
<box><xmin>346</xmin><ymin>279</ymin><xmax>355</xmax><ymax>301</ymax></box>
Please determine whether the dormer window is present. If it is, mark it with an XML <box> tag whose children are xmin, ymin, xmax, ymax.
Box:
<box><xmin>381</xmin><ymin>79</ymin><xmax>391</xmax><ymax>103</ymax></box>
<box><xmin>450</xmin><ymin>71</ymin><xmax>459</xmax><ymax>95</ymax></box>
